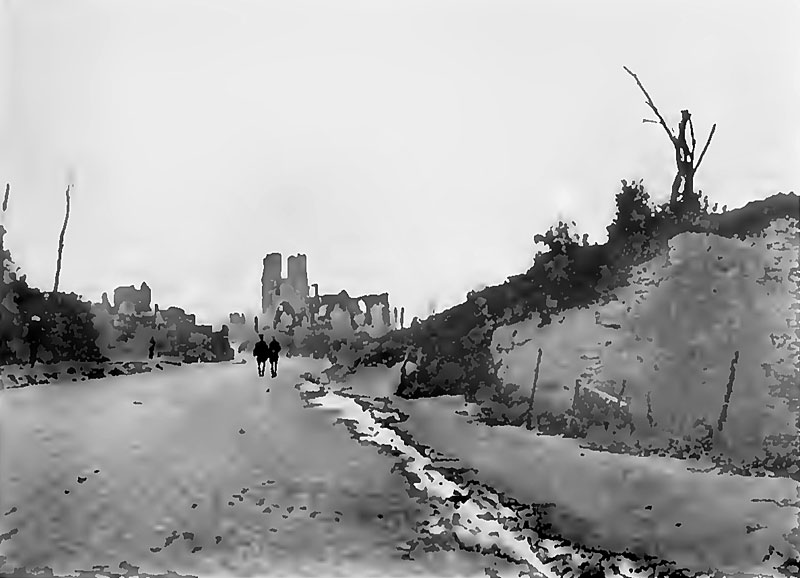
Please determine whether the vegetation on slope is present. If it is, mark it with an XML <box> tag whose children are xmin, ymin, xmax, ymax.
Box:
<box><xmin>360</xmin><ymin>185</ymin><xmax>798</xmax><ymax>477</ymax></box>
<box><xmin>485</xmin><ymin>216</ymin><xmax>798</xmax><ymax>475</ymax></box>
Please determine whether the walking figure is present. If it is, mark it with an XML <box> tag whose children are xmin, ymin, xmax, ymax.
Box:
<box><xmin>148</xmin><ymin>337</ymin><xmax>156</xmax><ymax>360</ymax></box>
<box><xmin>253</xmin><ymin>334</ymin><xmax>270</xmax><ymax>377</ymax></box>
<box><xmin>27</xmin><ymin>315</ymin><xmax>43</xmax><ymax>368</ymax></box>
<box><xmin>268</xmin><ymin>336</ymin><xmax>281</xmax><ymax>378</ymax></box>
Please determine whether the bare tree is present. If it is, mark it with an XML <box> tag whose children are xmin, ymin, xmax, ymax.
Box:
<box><xmin>623</xmin><ymin>66</ymin><xmax>716</xmax><ymax>215</ymax></box>
<box><xmin>53</xmin><ymin>184</ymin><xmax>72</xmax><ymax>294</ymax></box>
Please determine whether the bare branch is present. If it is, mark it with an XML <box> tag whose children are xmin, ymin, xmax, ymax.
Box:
<box><xmin>688</xmin><ymin>117</ymin><xmax>696</xmax><ymax>157</ymax></box>
<box><xmin>623</xmin><ymin>66</ymin><xmax>676</xmax><ymax>143</ymax></box>
<box><xmin>2</xmin><ymin>183</ymin><xmax>9</xmax><ymax>212</ymax></box>
<box><xmin>694</xmin><ymin>123</ymin><xmax>717</xmax><ymax>171</ymax></box>
<box><xmin>53</xmin><ymin>184</ymin><xmax>71</xmax><ymax>294</ymax></box>
<box><xmin>642</xmin><ymin>118</ymin><xmax>659</xmax><ymax>124</ymax></box>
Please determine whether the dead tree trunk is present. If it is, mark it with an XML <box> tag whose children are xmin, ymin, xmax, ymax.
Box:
<box><xmin>623</xmin><ymin>66</ymin><xmax>716</xmax><ymax>216</ymax></box>
<box><xmin>52</xmin><ymin>184</ymin><xmax>71</xmax><ymax>294</ymax></box>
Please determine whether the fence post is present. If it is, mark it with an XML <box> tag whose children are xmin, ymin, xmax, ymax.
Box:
<box><xmin>525</xmin><ymin>347</ymin><xmax>543</xmax><ymax>429</ymax></box>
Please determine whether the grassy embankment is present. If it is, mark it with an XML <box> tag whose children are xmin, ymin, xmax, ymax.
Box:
<box><xmin>362</xmin><ymin>193</ymin><xmax>799</xmax><ymax>477</ymax></box>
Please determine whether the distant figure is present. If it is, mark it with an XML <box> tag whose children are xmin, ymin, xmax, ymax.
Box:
<box><xmin>268</xmin><ymin>336</ymin><xmax>281</xmax><ymax>378</ymax></box>
<box><xmin>27</xmin><ymin>315</ymin><xmax>43</xmax><ymax>368</ymax></box>
<box><xmin>148</xmin><ymin>337</ymin><xmax>156</xmax><ymax>360</ymax></box>
<box><xmin>253</xmin><ymin>334</ymin><xmax>269</xmax><ymax>377</ymax></box>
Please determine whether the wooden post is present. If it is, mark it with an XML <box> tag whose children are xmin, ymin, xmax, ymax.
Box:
<box><xmin>717</xmin><ymin>350</ymin><xmax>740</xmax><ymax>432</ymax></box>
<box><xmin>646</xmin><ymin>391</ymin><xmax>655</xmax><ymax>428</ymax></box>
<box><xmin>525</xmin><ymin>347</ymin><xmax>543</xmax><ymax>429</ymax></box>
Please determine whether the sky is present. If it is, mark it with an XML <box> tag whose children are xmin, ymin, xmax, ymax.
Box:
<box><xmin>1</xmin><ymin>0</ymin><xmax>798</xmax><ymax>325</ymax></box>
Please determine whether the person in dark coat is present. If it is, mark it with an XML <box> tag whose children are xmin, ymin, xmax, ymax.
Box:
<box><xmin>253</xmin><ymin>334</ymin><xmax>269</xmax><ymax>377</ymax></box>
<box><xmin>268</xmin><ymin>336</ymin><xmax>281</xmax><ymax>378</ymax></box>
<box><xmin>26</xmin><ymin>315</ymin><xmax>43</xmax><ymax>368</ymax></box>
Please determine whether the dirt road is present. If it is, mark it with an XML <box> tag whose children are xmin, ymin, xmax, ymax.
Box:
<box><xmin>0</xmin><ymin>359</ymin><xmax>479</xmax><ymax>577</ymax></box>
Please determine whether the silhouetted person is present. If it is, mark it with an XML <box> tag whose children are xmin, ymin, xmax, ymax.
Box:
<box><xmin>148</xmin><ymin>337</ymin><xmax>156</xmax><ymax>360</ymax></box>
<box><xmin>26</xmin><ymin>315</ymin><xmax>43</xmax><ymax>368</ymax></box>
<box><xmin>253</xmin><ymin>334</ymin><xmax>269</xmax><ymax>377</ymax></box>
<box><xmin>268</xmin><ymin>336</ymin><xmax>281</xmax><ymax>378</ymax></box>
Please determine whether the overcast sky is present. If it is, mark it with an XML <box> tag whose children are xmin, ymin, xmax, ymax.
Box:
<box><xmin>1</xmin><ymin>0</ymin><xmax>798</xmax><ymax>324</ymax></box>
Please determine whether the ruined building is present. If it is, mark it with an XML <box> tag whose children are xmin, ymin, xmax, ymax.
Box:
<box><xmin>261</xmin><ymin>253</ymin><xmax>311</xmax><ymax>331</ymax></box>
<box><xmin>111</xmin><ymin>282</ymin><xmax>152</xmax><ymax>315</ymax></box>
<box><xmin>260</xmin><ymin>252</ymin><xmax>393</xmax><ymax>333</ymax></box>
<box><xmin>92</xmin><ymin>283</ymin><xmax>232</xmax><ymax>363</ymax></box>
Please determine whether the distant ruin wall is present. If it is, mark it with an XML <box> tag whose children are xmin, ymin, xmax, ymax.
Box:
<box><xmin>113</xmin><ymin>282</ymin><xmax>151</xmax><ymax>314</ymax></box>
<box><xmin>260</xmin><ymin>252</ymin><xmax>392</xmax><ymax>335</ymax></box>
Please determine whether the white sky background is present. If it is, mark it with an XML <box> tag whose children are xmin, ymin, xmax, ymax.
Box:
<box><xmin>0</xmin><ymin>0</ymin><xmax>798</xmax><ymax>325</ymax></box>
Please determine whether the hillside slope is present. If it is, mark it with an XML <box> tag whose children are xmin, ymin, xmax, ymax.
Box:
<box><xmin>486</xmin><ymin>216</ymin><xmax>798</xmax><ymax>473</ymax></box>
<box><xmin>365</xmin><ymin>193</ymin><xmax>798</xmax><ymax>476</ymax></box>
<box><xmin>387</xmin><ymin>194</ymin><xmax>798</xmax><ymax>398</ymax></box>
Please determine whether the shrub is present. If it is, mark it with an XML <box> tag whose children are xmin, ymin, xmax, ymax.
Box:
<box><xmin>606</xmin><ymin>179</ymin><xmax>658</xmax><ymax>244</ymax></box>
<box><xmin>533</xmin><ymin>220</ymin><xmax>586</xmax><ymax>256</ymax></box>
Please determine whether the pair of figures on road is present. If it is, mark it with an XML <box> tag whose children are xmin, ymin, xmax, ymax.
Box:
<box><xmin>253</xmin><ymin>334</ymin><xmax>281</xmax><ymax>378</ymax></box>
